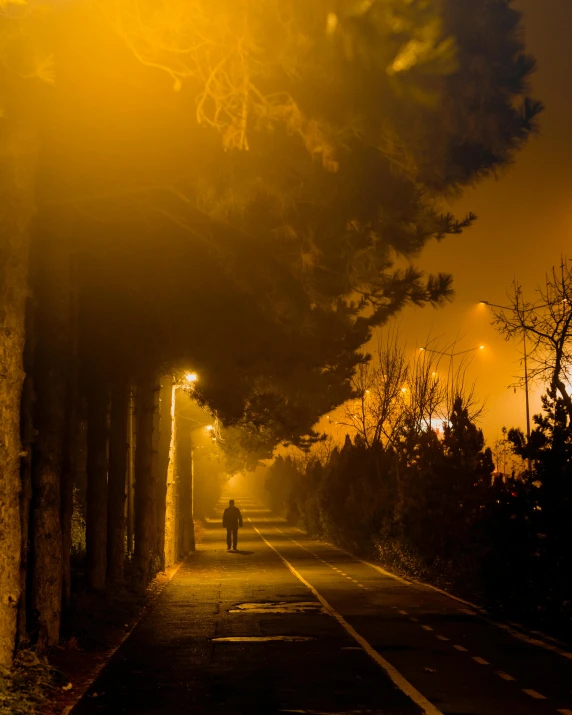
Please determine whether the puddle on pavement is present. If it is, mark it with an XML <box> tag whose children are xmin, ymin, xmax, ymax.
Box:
<box><xmin>212</xmin><ymin>636</ymin><xmax>316</xmax><ymax>642</ymax></box>
<box><xmin>229</xmin><ymin>601</ymin><xmax>325</xmax><ymax>614</ymax></box>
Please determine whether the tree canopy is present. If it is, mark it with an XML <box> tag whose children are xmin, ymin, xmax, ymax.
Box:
<box><xmin>2</xmin><ymin>0</ymin><xmax>541</xmax><ymax>449</ymax></box>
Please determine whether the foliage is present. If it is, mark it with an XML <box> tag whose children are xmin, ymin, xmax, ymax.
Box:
<box><xmin>503</xmin><ymin>392</ymin><xmax>572</xmax><ymax>624</ymax></box>
<box><xmin>0</xmin><ymin>649</ymin><xmax>59</xmax><ymax>715</ymax></box>
<box><xmin>7</xmin><ymin>0</ymin><xmax>541</xmax><ymax>453</ymax></box>
<box><xmin>263</xmin><ymin>388</ymin><xmax>572</xmax><ymax>635</ymax></box>
<box><xmin>490</xmin><ymin>258</ymin><xmax>572</xmax><ymax>426</ymax></box>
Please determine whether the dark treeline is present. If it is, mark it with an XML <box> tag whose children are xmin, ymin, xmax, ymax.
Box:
<box><xmin>264</xmin><ymin>389</ymin><xmax>572</xmax><ymax>637</ymax></box>
<box><xmin>0</xmin><ymin>0</ymin><xmax>540</xmax><ymax>671</ymax></box>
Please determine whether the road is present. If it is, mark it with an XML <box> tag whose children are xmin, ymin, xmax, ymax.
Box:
<box><xmin>71</xmin><ymin>495</ymin><xmax>572</xmax><ymax>715</ymax></box>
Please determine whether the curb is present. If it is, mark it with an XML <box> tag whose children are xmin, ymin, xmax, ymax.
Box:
<box><xmin>58</xmin><ymin>559</ymin><xmax>186</xmax><ymax>715</ymax></box>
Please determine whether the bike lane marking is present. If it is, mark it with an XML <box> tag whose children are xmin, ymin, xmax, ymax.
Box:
<box><xmin>246</xmin><ymin>514</ymin><xmax>443</xmax><ymax>715</ymax></box>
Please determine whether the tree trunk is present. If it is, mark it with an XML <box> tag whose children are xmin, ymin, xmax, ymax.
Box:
<box><xmin>30</xmin><ymin>207</ymin><xmax>77</xmax><ymax>650</ymax></box>
<box><xmin>155</xmin><ymin>378</ymin><xmax>173</xmax><ymax>571</ymax></box>
<box><xmin>17</xmin><ymin>295</ymin><xmax>35</xmax><ymax>642</ymax></box>
<box><xmin>107</xmin><ymin>377</ymin><xmax>129</xmax><ymax>586</ymax></box>
<box><xmin>164</xmin><ymin>385</ymin><xmax>177</xmax><ymax>568</ymax></box>
<box><xmin>127</xmin><ymin>389</ymin><xmax>135</xmax><ymax>556</ymax></box>
<box><xmin>176</xmin><ymin>416</ymin><xmax>194</xmax><ymax>556</ymax></box>
<box><xmin>60</xmin><ymin>255</ymin><xmax>80</xmax><ymax>612</ymax></box>
<box><xmin>86</xmin><ymin>380</ymin><xmax>109</xmax><ymax>591</ymax></box>
<box><xmin>134</xmin><ymin>372</ymin><xmax>158</xmax><ymax>587</ymax></box>
<box><xmin>0</xmin><ymin>127</ymin><xmax>37</xmax><ymax>666</ymax></box>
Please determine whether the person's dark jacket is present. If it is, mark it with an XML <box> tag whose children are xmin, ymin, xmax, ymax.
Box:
<box><xmin>222</xmin><ymin>505</ymin><xmax>243</xmax><ymax>530</ymax></box>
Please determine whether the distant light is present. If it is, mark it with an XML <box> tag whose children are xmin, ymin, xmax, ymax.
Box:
<box><xmin>479</xmin><ymin>345</ymin><xmax>485</xmax><ymax>350</ymax></box>
<box><xmin>479</xmin><ymin>300</ymin><xmax>489</xmax><ymax>305</ymax></box>
<box><xmin>419</xmin><ymin>347</ymin><xmax>425</xmax><ymax>351</ymax></box>
<box><xmin>326</xmin><ymin>12</ymin><xmax>338</xmax><ymax>36</ymax></box>
<box><xmin>401</xmin><ymin>387</ymin><xmax>407</xmax><ymax>393</ymax></box>
<box><xmin>365</xmin><ymin>389</ymin><xmax>370</xmax><ymax>395</ymax></box>
<box><xmin>185</xmin><ymin>372</ymin><xmax>198</xmax><ymax>383</ymax></box>
<box><xmin>205</xmin><ymin>425</ymin><xmax>214</xmax><ymax>432</ymax></box>
<box><xmin>432</xmin><ymin>372</ymin><xmax>437</xmax><ymax>377</ymax></box>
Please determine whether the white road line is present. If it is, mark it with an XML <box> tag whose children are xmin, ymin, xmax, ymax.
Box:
<box><xmin>247</xmin><ymin>516</ymin><xmax>444</xmax><ymax>715</ymax></box>
<box><xmin>453</xmin><ymin>645</ymin><xmax>468</xmax><ymax>652</ymax></box>
<box><xmin>472</xmin><ymin>657</ymin><xmax>489</xmax><ymax>665</ymax></box>
<box><xmin>421</xmin><ymin>625</ymin><xmax>433</xmax><ymax>632</ymax></box>
<box><xmin>496</xmin><ymin>671</ymin><xmax>516</xmax><ymax>682</ymax></box>
<box><xmin>398</xmin><ymin>610</ymin><xmax>408</xmax><ymax>615</ymax></box>
<box><xmin>289</xmin><ymin>525</ymin><xmax>572</xmax><ymax>662</ymax></box>
<box><xmin>409</xmin><ymin>617</ymin><xmax>419</xmax><ymax>623</ymax></box>
<box><xmin>522</xmin><ymin>689</ymin><xmax>546</xmax><ymax>700</ymax></box>
<box><xmin>436</xmin><ymin>635</ymin><xmax>449</xmax><ymax>641</ymax></box>
<box><xmin>557</xmin><ymin>709</ymin><xmax>572</xmax><ymax>714</ymax></box>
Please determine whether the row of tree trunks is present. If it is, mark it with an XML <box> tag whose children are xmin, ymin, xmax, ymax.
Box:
<box><xmin>0</xmin><ymin>126</ymin><xmax>38</xmax><ymax>667</ymax></box>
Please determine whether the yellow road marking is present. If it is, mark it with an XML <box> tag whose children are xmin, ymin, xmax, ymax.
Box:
<box><xmin>472</xmin><ymin>657</ymin><xmax>489</xmax><ymax>665</ymax></box>
<box><xmin>496</xmin><ymin>671</ymin><xmax>515</xmax><ymax>682</ymax></box>
<box><xmin>522</xmin><ymin>689</ymin><xmax>546</xmax><ymax>700</ymax></box>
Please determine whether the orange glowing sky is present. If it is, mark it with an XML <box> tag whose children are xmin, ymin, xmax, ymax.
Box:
<box><xmin>394</xmin><ymin>0</ymin><xmax>572</xmax><ymax>443</ymax></box>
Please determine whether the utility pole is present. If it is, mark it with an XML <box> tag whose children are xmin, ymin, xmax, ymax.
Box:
<box><xmin>523</xmin><ymin>332</ymin><xmax>532</xmax><ymax>473</ymax></box>
<box><xmin>480</xmin><ymin>300</ymin><xmax>533</xmax><ymax>473</ymax></box>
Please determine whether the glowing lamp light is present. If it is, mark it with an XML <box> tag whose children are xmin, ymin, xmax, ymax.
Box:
<box><xmin>185</xmin><ymin>372</ymin><xmax>198</xmax><ymax>383</ymax></box>
<box><xmin>401</xmin><ymin>387</ymin><xmax>407</xmax><ymax>393</ymax></box>
<box><xmin>205</xmin><ymin>425</ymin><xmax>214</xmax><ymax>432</ymax></box>
<box><xmin>479</xmin><ymin>345</ymin><xmax>485</xmax><ymax>350</ymax></box>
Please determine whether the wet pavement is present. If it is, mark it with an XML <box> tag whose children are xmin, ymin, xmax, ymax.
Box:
<box><xmin>71</xmin><ymin>496</ymin><xmax>572</xmax><ymax>715</ymax></box>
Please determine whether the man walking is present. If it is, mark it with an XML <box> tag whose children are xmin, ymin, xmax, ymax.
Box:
<box><xmin>222</xmin><ymin>499</ymin><xmax>243</xmax><ymax>551</ymax></box>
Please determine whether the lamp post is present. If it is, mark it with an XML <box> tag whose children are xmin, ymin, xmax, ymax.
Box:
<box><xmin>480</xmin><ymin>300</ymin><xmax>532</xmax><ymax>473</ymax></box>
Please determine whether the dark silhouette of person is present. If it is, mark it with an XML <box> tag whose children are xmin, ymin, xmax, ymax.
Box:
<box><xmin>222</xmin><ymin>499</ymin><xmax>243</xmax><ymax>551</ymax></box>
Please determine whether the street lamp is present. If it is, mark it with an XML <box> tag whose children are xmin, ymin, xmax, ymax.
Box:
<box><xmin>480</xmin><ymin>300</ymin><xmax>532</xmax><ymax>472</ymax></box>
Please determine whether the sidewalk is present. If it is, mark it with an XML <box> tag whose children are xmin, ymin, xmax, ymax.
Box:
<box><xmin>70</xmin><ymin>498</ymin><xmax>418</xmax><ymax>715</ymax></box>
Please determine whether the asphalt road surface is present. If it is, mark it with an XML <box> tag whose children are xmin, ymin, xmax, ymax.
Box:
<box><xmin>71</xmin><ymin>495</ymin><xmax>572</xmax><ymax>715</ymax></box>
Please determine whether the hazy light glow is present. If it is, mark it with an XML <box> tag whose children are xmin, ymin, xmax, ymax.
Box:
<box><xmin>185</xmin><ymin>372</ymin><xmax>198</xmax><ymax>383</ymax></box>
